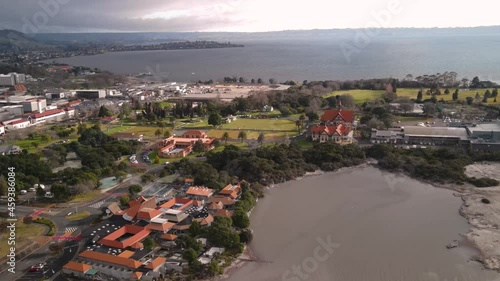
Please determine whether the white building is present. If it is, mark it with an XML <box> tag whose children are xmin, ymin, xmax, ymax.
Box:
<box><xmin>5</xmin><ymin>119</ymin><xmax>30</xmax><ymax>130</ymax></box>
<box><xmin>0</xmin><ymin>73</ymin><xmax>25</xmax><ymax>86</ymax></box>
<box><xmin>22</xmin><ymin>98</ymin><xmax>47</xmax><ymax>113</ymax></box>
<box><xmin>0</xmin><ymin>124</ymin><xmax>4</xmax><ymax>135</ymax></box>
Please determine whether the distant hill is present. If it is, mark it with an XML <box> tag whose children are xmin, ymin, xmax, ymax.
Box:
<box><xmin>0</xmin><ymin>29</ymin><xmax>53</xmax><ymax>51</ymax></box>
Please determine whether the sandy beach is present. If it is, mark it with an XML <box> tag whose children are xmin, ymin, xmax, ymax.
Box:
<box><xmin>223</xmin><ymin>166</ymin><xmax>500</xmax><ymax>281</ymax></box>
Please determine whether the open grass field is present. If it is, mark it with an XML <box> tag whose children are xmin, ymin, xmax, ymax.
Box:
<box><xmin>11</xmin><ymin>136</ymin><xmax>78</xmax><ymax>154</ymax></box>
<box><xmin>208</xmin><ymin>129</ymin><xmax>298</xmax><ymax>141</ymax></box>
<box><xmin>103</xmin><ymin>124</ymin><xmax>164</xmax><ymax>140</ymax></box>
<box><xmin>324</xmin><ymin>88</ymin><xmax>499</xmax><ymax>105</ymax></box>
<box><xmin>0</xmin><ymin>220</ymin><xmax>47</xmax><ymax>258</ymax></box>
<box><xmin>179</xmin><ymin>119</ymin><xmax>211</xmax><ymax>129</ymax></box>
<box><xmin>220</xmin><ymin>118</ymin><xmax>296</xmax><ymax>131</ymax></box>
<box><xmin>70</xmin><ymin>190</ymin><xmax>101</xmax><ymax>203</ymax></box>
<box><xmin>66</xmin><ymin>211</ymin><xmax>91</xmax><ymax>221</ymax></box>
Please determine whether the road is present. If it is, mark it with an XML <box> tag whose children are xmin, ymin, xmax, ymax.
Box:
<box><xmin>0</xmin><ymin>162</ymin><xmax>166</xmax><ymax>280</ymax></box>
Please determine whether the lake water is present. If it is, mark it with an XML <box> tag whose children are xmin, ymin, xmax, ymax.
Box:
<box><xmin>50</xmin><ymin>32</ymin><xmax>500</xmax><ymax>83</ymax></box>
<box><xmin>225</xmin><ymin>166</ymin><xmax>500</xmax><ymax>281</ymax></box>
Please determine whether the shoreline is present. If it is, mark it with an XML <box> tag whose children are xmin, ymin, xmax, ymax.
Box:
<box><xmin>216</xmin><ymin>161</ymin><xmax>499</xmax><ymax>281</ymax></box>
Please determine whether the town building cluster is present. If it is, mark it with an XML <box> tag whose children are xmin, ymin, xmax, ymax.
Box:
<box><xmin>61</xmin><ymin>181</ymin><xmax>243</xmax><ymax>280</ymax></box>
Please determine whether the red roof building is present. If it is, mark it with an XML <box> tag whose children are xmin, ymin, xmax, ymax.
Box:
<box><xmin>310</xmin><ymin>124</ymin><xmax>354</xmax><ymax>144</ymax></box>
<box><xmin>97</xmin><ymin>225</ymin><xmax>151</xmax><ymax>249</ymax></box>
<box><xmin>320</xmin><ymin>109</ymin><xmax>354</xmax><ymax>125</ymax></box>
<box><xmin>78</xmin><ymin>250</ymin><xmax>142</xmax><ymax>269</ymax></box>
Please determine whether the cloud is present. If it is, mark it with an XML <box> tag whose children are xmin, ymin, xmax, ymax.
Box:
<box><xmin>0</xmin><ymin>0</ymin><xmax>499</xmax><ymax>33</ymax></box>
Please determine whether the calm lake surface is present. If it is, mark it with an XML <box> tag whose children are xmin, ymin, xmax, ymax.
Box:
<box><xmin>226</xmin><ymin>166</ymin><xmax>500</xmax><ymax>281</ymax></box>
<box><xmin>51</xmin><ymin>34</ymin><xmax>500</xmax><ymax>83</ymax></box>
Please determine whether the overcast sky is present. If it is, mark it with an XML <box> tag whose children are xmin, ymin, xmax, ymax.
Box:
<box><xmin>0</xmin><ymin>0</ymin><xmax>499</xmax><ymax>33</ymax></box>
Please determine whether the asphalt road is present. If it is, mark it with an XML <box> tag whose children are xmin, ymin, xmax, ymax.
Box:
<box><xmin>0</xmin><ymin>162</ymin><xmax>166</xmax><ymax>280</ymax></box>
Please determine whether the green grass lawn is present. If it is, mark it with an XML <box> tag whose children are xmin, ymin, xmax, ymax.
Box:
<box><xmin>66</xmin><ymin>211</ymin><xmax>91</xmax><ymax>221</ymax></box>
<box><xmin>293</xmin><ymin>139</ymin><xmax>314</xmax><ymax>149</ymax></box>
<box><xmin>0</xmin><ymin>220</ymin><xmax>47</xmax><ymax>258</ymax></box>
<box><xmin>70</xmin><ymin>190</ymin><xmax>101</xmax><ymax>203</ymax></box>
<box><xmin>10</xmin><ymin>136</ymin><xmax>78</xmax><ymax>154</ymax></box>
<box><xmin>179</xmin><ymin>119</ymin><xmax>211</xmax><ymax>129</ymax></box>
<box><xmin>220</xmin><ymin>118</ymin><xmax>296</xmax><ymax>131</ymax></box>
<box><xmin>323</xmin><ymin>88</ymin><xmax>499</xmax><ymax>105</ymax></box>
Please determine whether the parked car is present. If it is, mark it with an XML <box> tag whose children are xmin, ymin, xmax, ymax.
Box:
<box><xmin>19</xmin><ymin>190</ymin><xmax>27</xmax><ymax>195</ymax></box>
<box><xmin>28</xmin><ymin>188</ymin><xmax>36</xmax><ymax>192</ymax></box>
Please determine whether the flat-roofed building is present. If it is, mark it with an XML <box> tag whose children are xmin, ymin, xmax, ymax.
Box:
<box><xmin>403</xmin><ymin>126</ymin><xmax>469</xmax><ymax>146</ymax></box>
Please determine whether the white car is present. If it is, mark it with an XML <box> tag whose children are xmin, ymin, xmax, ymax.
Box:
<box><xmin>164</xmin><ymin>162</ymin><xmax>170</xmax><ymax>165</ymax></box>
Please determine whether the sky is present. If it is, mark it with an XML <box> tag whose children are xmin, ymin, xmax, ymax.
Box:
<box><xmin>0</xmin><ymin>0</ymin><xmax>499</xmax><ymax>33</ymax></box>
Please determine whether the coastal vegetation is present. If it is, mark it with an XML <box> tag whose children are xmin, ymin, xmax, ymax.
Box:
<box><xmin>366</xmin><ymin>144</ymin><xmax>500</xmax><ymax>187</ymax></box>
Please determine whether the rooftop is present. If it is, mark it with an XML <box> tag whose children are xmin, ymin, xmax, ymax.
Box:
<box><xmin>79</xmin><ymin>250</ymin><xmax>142</xmax><ymax>269</ymax></box>
<box><xmin>63</xmin><ymin>261</ymin><xmax>92</xmax><ymax>273</ymax></box>
<box><xmin>403</xmin><ymin>126</ymin><xmax>469</xmax><ymax>140</ymax></box>
<box><xmin>186</xmin><ymin>186</ymin><xmax>214</xmax><ymax>197</ymax></box>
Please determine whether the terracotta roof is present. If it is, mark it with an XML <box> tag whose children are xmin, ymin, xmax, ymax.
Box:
<box><xmin>130</xmin><ymin>242</ymin><xmax>143</xmax><ymax>249</ymax></box>
<box><xmin>185</xmin><ymin>178</ymin><xmax>195</xmax><ymax>183</ymax></box>
<box><xmin>137</xmin><ymin>208</ymin><xmax>162</xmax><ymax>220</ymax></box>
<box><xmin>208</xmin><ymin>202</ymin><xmax>224</xmax><ymax>210</ymax></box>
<box><xmin>159</xmin><ymin>197</ymin><xmax>193</xmax><ymax>210</ymax></box>
<box><xmin>207</xmin><ymin>196</ymin><xmax>235</xmax><ymax>206</ymax></box>
<box><xmin>100</xmin><ymin>116</ymin><xmax>117</xmax><ymax>122</ymax></box>
<box><xmin>63</xmin><ymin>261</ymin><xmax>92</xmax><ymax>273</ymax></box>
<box><xmin>320</xmin><ymin>109</ymin><xmax>354</xmax><ymax>123</ymax></box>
<box><xmin>107</xmin><ymin>202</ymin><xmax>123</xmax><ymax>215</ymax></box>
<box><xmin>186</xmin><ymin>186</ymin><xmax>213</xmax><ymax>197</ymax></box>
<box><xmin>131</xmin><ymin>271</ymin><xmax>143</xmax><ymax>280</ymax></box>
<box><xmin>117</xmin><ymin>250</ymin><xmax>135</xmax><ymax>258</ymax></box>
<box><xmin>7</xmin><ymin>119</ymin><xmax>28</xmax><ymax>125</ymax></box>
<box><xmin>213</xmin><ymin>209</ymin><xmax>233</xmax><ymax>218</ymax></box>
<box><xmin>193</xmin><ymin>200</ymin><xmax>204</xmax><ymax>207</ymax></box>
<box><xmin>145</xmin><ymin>221</ymin><xmax>175</xmax><ymax>232</ymax></box>
<box><xmin>160</xmin><ymin>234</ymin><xmax>178</xmax><ymax>241</ymax></box>
<box><xmin>30</xmin><ymin>108</ymin><xmax>64</xmax><ymax>119</ymax></box>
<box><xmin>172</xmin><ymin>224</ymin><xmax>191</xmax><ymax>231</ymax></box>
<box><xmin>79</xmin><ymin>250</ymin><xmax>142</xmax><ymax>269</ymax></box>
<box><xmin>14</xmin><ymin>84</ymin><xmax>27</xmax><ymax>92</ymax></box>
<box><xmin>219</xmin><ymin>184</ymin><xmax>241</xmax><ymax>199</ymax></box>
<box><xmin>310</xmin><ymin>124</ymin><xmax>350</xmax><ymax>136</ymax></box>
<box><xmin>123</xmin><ymin>197</ymin><xmax>157</xmax><ymax>221</ymax></box>
<box><xmin>145</xmin><ymin>257</ymin><xmax>167</xmax><ymax>270</ymax></box>
<box><xmin>98</xmin><ymin>225</ymin><xmax>151</xmax><ymax>249</ymax></box>
<box><xmin>195</xmin><ymin>214</ymin><xmax>214</xmax><ymax>226</ymax></box>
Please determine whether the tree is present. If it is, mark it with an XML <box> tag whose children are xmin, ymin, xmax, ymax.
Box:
<box><xmin>295</xmin><ymin>120</ymin><xmax>302</xmax><ymax>131</ymax></box>
<box><xmin>222</xmin><ymin>132</ymin><xmax>230</xmax><ymax>144</ymax></box>
<box><xmin>40</xmin><ymin>134</ymin><xmax>51</xmax><ymax>143</ymax></box>
<box><xmin>422</xmin><ymin>103</ymin><xmax>436</xmax><ymax>117</ymax></box>
<box><xmin>189</xmin><ymin>221</ymin><xmax>202</xmax><ymax>237</ymax></box>
<box><xmin>208</xmin><ymin>112</ymin><xmax>222</xmax><ymax>127</ymax></box>
<box><xmin>31</xmin><ymin>142</ymin><xmax>39</xmax><ymax>149</ymax></box>
<box><xmin>416</xmin><ymin>90</ymin><xmax>423</xmax><ymax>101</ymax></box>
<box><xmin>257</xmin><ymin>78</ymin><xmax>263</xmax><ymax>84</ymax></box>
<box><xmin>115</xmin><ymin>171</ymin><xmax>127</xmax><ymax>183</ymax></box>
<box><xmin>163</xmin><ymin>130</ymin><xmax>171</xmax><ymax>138</ymax></box>
<box><xmin>466</xmin><ymin>97</ymin><xmax>474</xmax><ymax>105</ymax></box>
<box><xmin>120</xmin><ymin>195</ymin><xmax>130</xmax><ymax>206</ymax></box>
<box><xmin>143</xmin><ymin>237</ymin><xmax>154</xmax><ymax>250</ymax></box>
<box><xmin>128</xmin><ymin>184</ymin><xmax>142</xmax><ymax>195</ymax></box>
<box><xmin>382</xmin><ymin>91</ymin><xmax>398</xmax><ymax>102</ymax></box>
<box><xmin>207</xmin><ymin>260</ymin><xmax>223</xmax><ymax>277</ymax></box>
<box><xmin>77</xmin><ymin>123</ymin><xmax>87</xmax><ymax>135</ymax></box>
<box><xmin>232</xmin><ymin>209</ymin><xmax>250</xmax><ymax>228</ymax></box>
<box><xmin>238</xmin><ymin>77</ymin><xmax>245</xmax><ymax>83</ymax></box>
<box><xmin>154</xmin><ymin>128</ymin><xmax>162</xmax><ymax>138</ymax></box>
<box><xmin>452</xmin><ymin>89</ymin><xmax>459</xmax><ymax>101</ymax></box>
<box><xmin>153</xmin><ymin>154</ymin><xmax>160</xmax><ymax>164</ymax></box>
<box><xmin>0</xmin><ymin>176</ymin><xmax>7</xmax><ymax>196</ymax></box>
<box><xmin>250</xmin><ymin>78</ymin><xmax>255</xmax><ymax>84</ymax></box>
<box><xmin>257</xmin><ymin>132</ymin><xmax>264</xmax><ymax>145</ymax></box>
<box><xmin>238</xmin><ymin>131</ymin><xmax>247</xmax><ymax>143</ymax></box>
<box><xmin>444</xmin><ymin>88</ymin><xmax>450</xmax><ymax>95</ymax></box>
<box><xmin>306</xmin><ymin>111</ymin><xmax>319</xmax><ymax>121</ymax></box>
<box><xmin>49</xmin><ymin>242</ymin><xmax>64</xmax><ymax>254</ymax></box>
<box><xmin>339</xmin><ymin>94</ymin><xmax>355</xmax><ymax>108</ymax></box>
<box><xmin>120</xmin><ymin>102</ymin><xmax>132</xmax><ymax>118</ymax></box>
<box><xmin>492</xmin><ymin>88</ymin><xmax>499</xmax><ymax>98</ymax></box>
<box><xmin>183</xmin><ymin>248</ymin><xmax>199</xmax><ymax>265</ymax></box>
<box><xmin>193</xmin><ymin>140</ymin><xmax>206</xmax><ymax>153</ymax></box>
<box><xmin>239</xmin><ymin>228</ymin><xmax>253</xmax><ymax>244</ymax></box>
<box><xmin>269</xmin><ymin>78</ymin><xmax>276</xmax><ymax>84</ymax></box>
<box><xmin>471</xmin><ymin>76</ymin><xmax>480</xmax><ymax>88</ymax></box>
<box><xmin>98</xmin><ymin>105</ymin><xmax>112</xmax><ymax>117</ymax></box>
<box><xmin>474</xmin><ymin>92</ymin><xmax>481</xmax><ymax>102</ymax></box>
